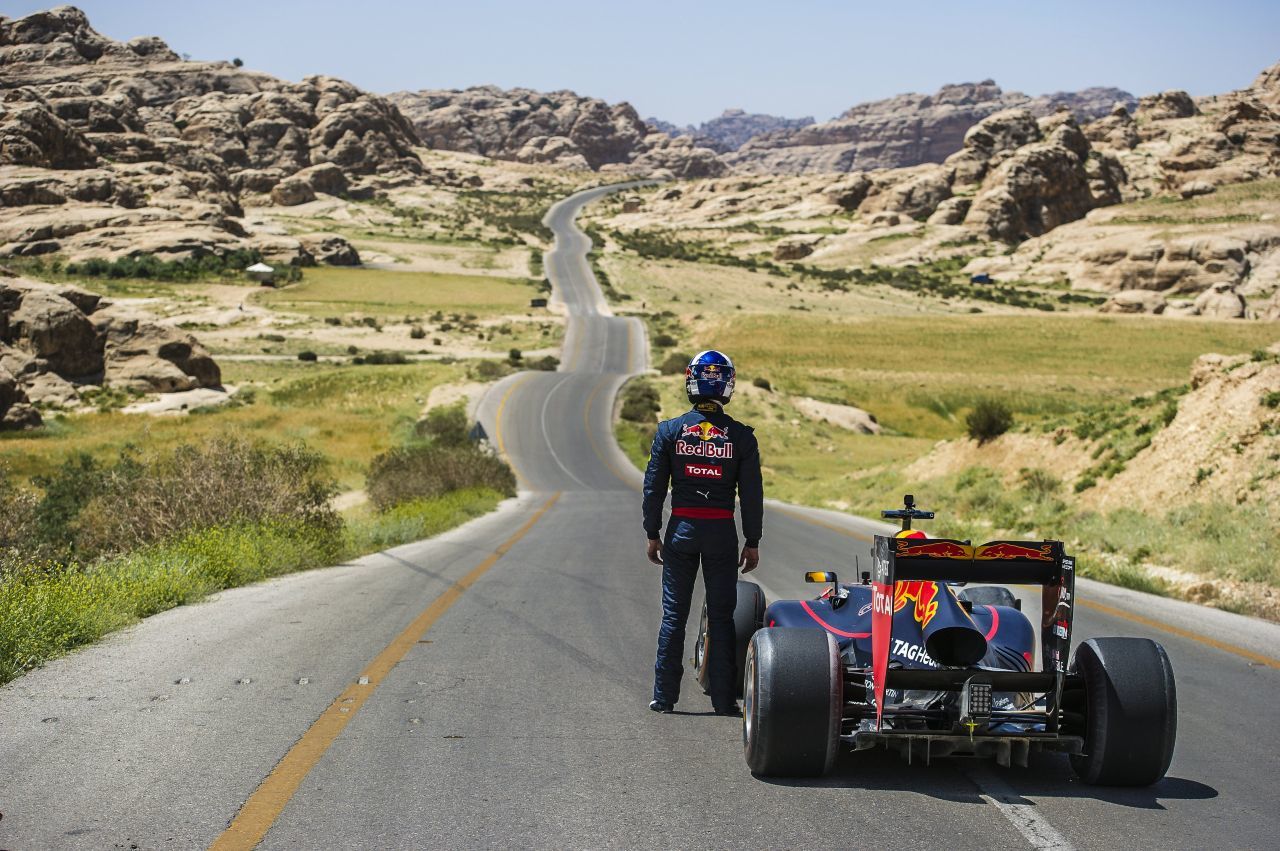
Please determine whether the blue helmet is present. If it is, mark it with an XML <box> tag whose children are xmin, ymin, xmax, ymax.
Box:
<box><xmin>685</xmin><ymin>350</ymin><xmax>736</xmax><ymax>405</ymax></box>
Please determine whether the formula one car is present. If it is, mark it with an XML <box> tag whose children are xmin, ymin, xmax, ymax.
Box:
<box><xmin>693</xmin><ymin>495</ymin><xmax>1178</xmax><ymax>785</ymax></box>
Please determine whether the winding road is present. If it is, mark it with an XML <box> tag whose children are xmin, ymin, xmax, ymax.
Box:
<box><xmin>2</xmin><ymin>185</ymin><xmax>1278</xmax><ymax>850</ymax></box>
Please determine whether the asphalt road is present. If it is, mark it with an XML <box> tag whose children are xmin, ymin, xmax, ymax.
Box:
<box><xmin>2</xmin><ymin>185</ymin><xmax>1278</xmax><ymax>850</ymax></box>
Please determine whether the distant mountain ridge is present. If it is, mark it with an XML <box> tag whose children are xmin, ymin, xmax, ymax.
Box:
<box><xmin>725</xmin><ymin>81</ymin><xmax>1137</xmax><ymax>174</ymax></box>
<box><xmin>646</xmin><ymin>109</ymin><xmax>816</xmax><ymax>153</ymax></box>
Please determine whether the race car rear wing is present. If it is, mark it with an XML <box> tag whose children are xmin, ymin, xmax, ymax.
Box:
<box><xmin>869</xmin><ymin>532</ymin><xmax>1076</xmax><ymax>732</ymax></box>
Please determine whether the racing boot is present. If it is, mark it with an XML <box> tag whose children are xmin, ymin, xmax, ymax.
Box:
<box><xmin>649</xmin><ymin>699</ymin><xmax>674</xmax><ymax>714</ymax></box>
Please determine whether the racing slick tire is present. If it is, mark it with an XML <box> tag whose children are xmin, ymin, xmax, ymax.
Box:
<box><xmin>1068</xmin><ymin>637</ymin><xmax>1177</xmax><ymax>786</ymax></box>
<box><xmin>694</xmin><ymin>580</ymin><xmax>765</xmax><ymax>698</ymax></box>
<box><xmin>957</xmin><ymin>585</ymin><xmax>1019</xmax><ymax>610</ymax></box>
<box><xmin>743</xmin><ymin>627</ymin><xmax>842</xmax><ymax>777</ymax></box>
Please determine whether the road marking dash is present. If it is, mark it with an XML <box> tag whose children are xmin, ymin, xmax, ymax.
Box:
<box><xmin>209</xmin><ymin>492</ymin><xmax>561</xmax><ymax>851</ymax></box>
<box><xmin>968</xmin><ymin>767</ymin><xmax>1075</xmax><ymax>850</ymax></box>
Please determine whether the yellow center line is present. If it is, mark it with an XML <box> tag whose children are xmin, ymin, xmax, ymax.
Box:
<box><xmin>583</xmin><ymin>375</ymin><xmax>641</xmax><ymax>492</ymax></box>
<box><xmin>495</xmin><ymin>372</ymin><xmax>535</xmax><ymax>488</ymax></box>
<box><xmin>776</xmin><ymin>505</ymin><xmax>1279</xmax><ymax>669</ymax></box>
<box><xmin>209</xmin><ymin>492</ymin><xmax>562</xmax><ymax>851</ymax></box>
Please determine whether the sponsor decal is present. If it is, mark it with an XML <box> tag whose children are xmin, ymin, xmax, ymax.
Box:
<box><xmin>857</xmin><ymin>602</ymin><xmax>873</xmax><ymax>617</ymax></box>
<box><xmin>676</xmin><ymin>441</ymin><xmax>734</xmax><ymax>459</ymax></box>
<box><xmin>892</xmin><ymin>638</ymin><xmax>939</xmax><ymax>667</ymax></box>
<box><xmin>1053</xmin><ymin>622</ymin><xmax>1069</xmax><ymax>639</ymax></box>
<box><xmin>681</xmin><ymin>421</ymin><xmax>729</xmax><ymax>442</ymax></box>
<box><xmin>893</xmin><ymin>580</ymin><xmax>941</xmax><ymax>629</ymax></box>
<box><xmin>976</xmin><ymin>542</ymin><xmax>1055</xmax><ymax>561</ymax></box>
<box><xmin>1062</xmin><ymin>556</ymin><xmax>1075</xmax><ymax>572</ymax></box>
<box><xmin>896</xmin><ymin>540</ymin><xmax>973</xmax><ymax>559</ymax></box>
<box><xmin>684</xmin><ymin>463</ymin><xmax>722</xmax><ymax>479</ymax></box>
<box><xmin>872</xmin><ymin>585</ymin><xmax>894</xmax><ymax>616</ymax></box>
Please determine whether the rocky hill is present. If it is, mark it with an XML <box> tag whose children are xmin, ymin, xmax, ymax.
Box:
<box><xmin>646</xmin><ymin>109</ymin><xmax>816</xmax><ymax>153</ymax></box>
<box><xmin>387</xmin><ymin>86</ymin><xmax>726</xmax><ymax>178</ymax></box>
<box><xmin>595</xmin><ymin>60</ymin><xmax>1280</xmax><ymax>316</ymax></box>
<box><xmin>724</xmin><ymin>81</ymin><xmax>1135</xmax><ymax>174</ymax></box>
<box><xmin>1</xmin><ymin>271</ymin><xmax>221</xmax><ymax>429</ymax></box>
<box><xmin>0</xmin><ymin>5</ymin><xmax>425</xmax><ymax>264</ymax></box>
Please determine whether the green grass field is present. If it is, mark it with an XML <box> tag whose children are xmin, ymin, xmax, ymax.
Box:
<box><xmin>253</xmin><ymin>267</ymin><xmax>541</xmax><ymax>319</ymax></box>
<box><xmin>697</xmin><ymin>313</ymin><xmax>1280</xmax><ymax>439</ymax></box>
<box><xmin>0</xmin><ymin>361</ymin><xmax>462</xmax><ymax>489</ymax></box>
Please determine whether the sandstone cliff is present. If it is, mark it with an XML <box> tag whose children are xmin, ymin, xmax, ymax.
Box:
<box><xmin>646</xmin><ymin>109</ymin><xmax>817</xmax><ymax>153</ymax></box>
<box><xmin>0</xmin><ymin>6</ymin><xmax>420</xmax><ymax>263</ymax></box>
<box><xmin>388</xmin><ymin>86</ymin><xmax>726</xmax><ymax>177</ymax></box>
<box><xmin>724</xmin><ymin>81</ymin><xmax>1135</xmax><ymax>174</ymax></box>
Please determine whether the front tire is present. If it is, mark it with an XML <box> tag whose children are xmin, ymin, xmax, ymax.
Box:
<box><xmin>1068</xmin><ymin>637</ymin><xmax>1177</xmax><ymax>786</ymax></box>
<box><xmin>695</xmin><ymin>580</ymin><xmax>765</xmax><ymax>698</ymax></box>
<box><xmin>743</xmin><ymin>627</ymin><xmax>842</xmax><ymax>777</ymax></box>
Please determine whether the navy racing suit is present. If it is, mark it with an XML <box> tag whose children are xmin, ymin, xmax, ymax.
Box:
<box><xmin>643</xmin><ymin>401</ymin><xmax>763</xmax><ymax>711</ymax></box>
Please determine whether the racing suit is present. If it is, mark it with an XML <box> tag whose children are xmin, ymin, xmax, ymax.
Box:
<box><xmin>643</xmin><ymin>401</ymin><xmax>763</xmax><ymax>711</ymax></box>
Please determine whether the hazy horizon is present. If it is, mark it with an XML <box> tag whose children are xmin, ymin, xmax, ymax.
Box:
<box><xmin>6</xmin><ymin>1</ymin><xmax>1278</xmax><ymax>126</ymax></box>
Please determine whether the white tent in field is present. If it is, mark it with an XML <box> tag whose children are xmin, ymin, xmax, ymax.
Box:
<box><xmin>246</xmin><ymin>262</ymin><xmax>275</xmax><ymax>285</ymax></box>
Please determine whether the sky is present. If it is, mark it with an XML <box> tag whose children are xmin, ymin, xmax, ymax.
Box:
<box><xmin>7</xmin><ymin>1</ymin><xmax>1279</xmax><ymax>126</ymax></box>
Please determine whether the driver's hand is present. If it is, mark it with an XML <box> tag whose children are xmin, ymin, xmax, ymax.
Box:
<box><xmin>646</xmin><ymin>538</ymin><xmax>662</xmax><ymax>566</ymax></box>
<box><xmin>739</xmin><ymin>546</ymin><xmax>759</xmax><ymax>573</ymax></box>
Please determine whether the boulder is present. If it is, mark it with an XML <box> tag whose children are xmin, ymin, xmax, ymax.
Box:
<box><xmin>772</xmin><ymin>235</ymin><xmax>823</xmax><ymax>261</ymax></box>
<box><xmin>825</xmin><ymin>172</ymin><xmax>872</xmax><ymax>211</ymax></box>
<box><xmin>22</xmin><ymin>369</ymin><xmax>80</xmax><ymax>407</ymax></box>
<box><xmin>1179</xmin><ymin>180</ymin><xmax>1217</xmax><ymax>199</ymax></box>
<box><xmin>1136</xmin><ymin>90</ymin><xmax>1198</xmax><ymax>121</ymax></box>
<box><xmin>1083</xmin><ymin>102</ymin><xmax>1140</xmax><ymax>150</ymax></box>
<box><xmin>100</xmin><ymin>318</ymin><xmax>222</xmax><ymax>392</ymax></box>
<box><xmin>927</xmin><ymin>196</ymin><xmax>972</xmax><ymax>225</ymax></box>
<box><xmin>298</xmin><ymin>234</ymin><xmax>360</xmax><ymax>266</ymax></box>
<box><xmin>1192</xmin><ymin>282</ymin><xmax>1246</xmax><ymax>318</ymax></box>
<box><xmin>294</xmin><ymin>161</ymin><xmax>348</xmax><ymax>196</ymax></box>
<box><xmin>0</xmin><ymin>363</ymin><xmax>41</xmax><ymax>430</ymax></box>
<box><xmin>862</xmin><ymin>166</ymin><xmax>952</xmax><ymax>220</ymax></box>
<box><xmin>1100</xmin><ymin>289</ymin><xmax>1168</xmax><ymax>314</ymax></box>
<box><xmin>6</xmin><ymin>287</ymin><xmax>103</xmax><ymax>377</ymax></box>
<box><xmin>270</xmin><ymin>175</ymin><xmax>316</xmax><ymax>206</ymax></box>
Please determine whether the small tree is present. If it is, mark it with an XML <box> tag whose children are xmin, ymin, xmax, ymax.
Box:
<box><xmin>966</xmin><ymin>399</ymin><xmax>1013</xmax><ymax>444</ymax></box>
<box><xmin>232</xmin><ymin>57</ymin><xmax>244</xmax><ymax>67</ymax></box>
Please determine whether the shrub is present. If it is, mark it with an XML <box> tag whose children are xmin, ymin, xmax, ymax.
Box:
<box><xmin>508</xmin><ymin>348</ymin><xmax>523</xmax><ymax>363</ymax></box>
<box><xmin>297</xmin><ymin>351</ymin><xmax>318</xmax><ymax>362</ymax></box>
<box><xmin>752</xmin><ymin>376</ymin><xmax>772</xmax><ymax>392</ymax></box>
<box><xmin>621</xmin><ymin>380</ymin><xmax>661</xmax><ymax>423</ymax></box>
<box><xmin>410</xmin><ymin>325</ymin><xmax>427</xmax><ymax>340</ymax></box>
<box><xmin>72</xmin><ymin>438</ymin><xmax>338</xmax><ymax>557</ymax></box>
<box><xmin>527</xmin><ymin>355</ymin><xmax>559</xmax><ymax>371</ymax></box>
<box><xmin>966</xmin><ymin>399</ymin><xmax>1013</xmax><ymax>444</ymax></box>
<box><xmin>659</xmin><ymin>352</ymin><xmax>690</xmax><ymax>375</ymax></box>
<box><xmin>472</xmin><ymin>360</ymin><xmax>511</xmax><ymax>380</ymax></box>
<box><xmin>361</xmin><ymin>351</ymin><xmax>409</xmax><ymax>365</ymax></box>
<box><xmin>415</xmin><ymin>404</ymin><xmax>470</xmax><ymax>446</ymax></box>
<box><xmin>653</xmin><ymin>333</ymin><xmax>678</xmax><ymax>348</ymax></box>
<box><xmin>366</xmin><ymin>445</ymin><xmax>515</xmax><ymax>510</ymax></box>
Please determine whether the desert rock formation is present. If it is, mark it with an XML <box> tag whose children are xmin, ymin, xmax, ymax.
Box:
<box><xmin>389</xmin><ymin>86</ymin><xmax>727</xmax><ymax>177</ymax></box>
<box><xmin>724</xmin><ymin>81</ymin><xmax>1135</xmax><ymax>174</ymax></box>
<box><xmin>0</xmin><ymin>272</ymin><xmax>221</xmax><ymax>429</ymax></box>
<box><xmin>0</xmin><ymin>6</ymin><xmax>413</xmax><ymax>263</ymax></box>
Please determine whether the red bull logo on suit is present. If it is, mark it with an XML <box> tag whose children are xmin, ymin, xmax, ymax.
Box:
<box><xmin>677</xmin><ymin>421</ymin><xmax>734</xmax><ymax>458</ymax></box>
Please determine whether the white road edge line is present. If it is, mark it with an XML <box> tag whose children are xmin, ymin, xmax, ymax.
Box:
<box><xmin>541</xmin><ymin>373</ymin><xmax>589</xmax><ymax>489</ymax></box>
<box><xmin>967</xmin><ymin>767</ymin><xmax>1076</xmax><ymax>851</ymax></box>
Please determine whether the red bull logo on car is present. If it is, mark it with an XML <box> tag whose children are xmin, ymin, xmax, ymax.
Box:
<box><xmin>976</xmin><ymin>542</ymin><xmax>1054</xmax><ymax>561</ymax></box>
<box><xmin>893</xmin><ymin>580</ymin><xmax>941</xmax><ymax>629</ymax></box>
<box><xmin>895</xmin><ymin>540</ymin><xmax>973</xmax><ymax>559</ymax></box>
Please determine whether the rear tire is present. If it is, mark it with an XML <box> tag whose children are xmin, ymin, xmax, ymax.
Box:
<box><xmin>1068</xmin><ymin>637</ymin><xmax>1177</xmax><ymax>786</ymax></box>
<box><xmin>743</xmin><ymin>627</ymin><xmax>842</xmax><ymax>777</ymax></box>
<box><xmin>695</xmin><ymin>580</ymin><xmax>765</xmax><ymax>698</ymax></box>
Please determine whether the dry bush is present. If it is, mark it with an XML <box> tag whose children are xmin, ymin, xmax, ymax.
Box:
<box><xmin>73</xmin><ymin>438</ymin><xmax>338</xmax><ymax>556</ymax></box>
<box><xmin>366</xmin><ymin>445</ymin><xmax>515</xmax><ymax>511</ymax></box>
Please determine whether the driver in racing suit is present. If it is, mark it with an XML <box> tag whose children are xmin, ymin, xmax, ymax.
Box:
<box><xmin>643</xmin><ymin>350</ymin><xmax>763</xmax><ymax>716</ymax></box>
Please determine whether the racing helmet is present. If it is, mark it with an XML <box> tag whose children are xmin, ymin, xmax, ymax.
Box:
<box><xmin>895</xmin><ymin>529</ymin><xmax>927</xmax><ymax>540</ymax></box>
<box><xmin>685</xmin><ymin>350</ymin><xmax>736</xmax><ymax>405</ymax></box>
